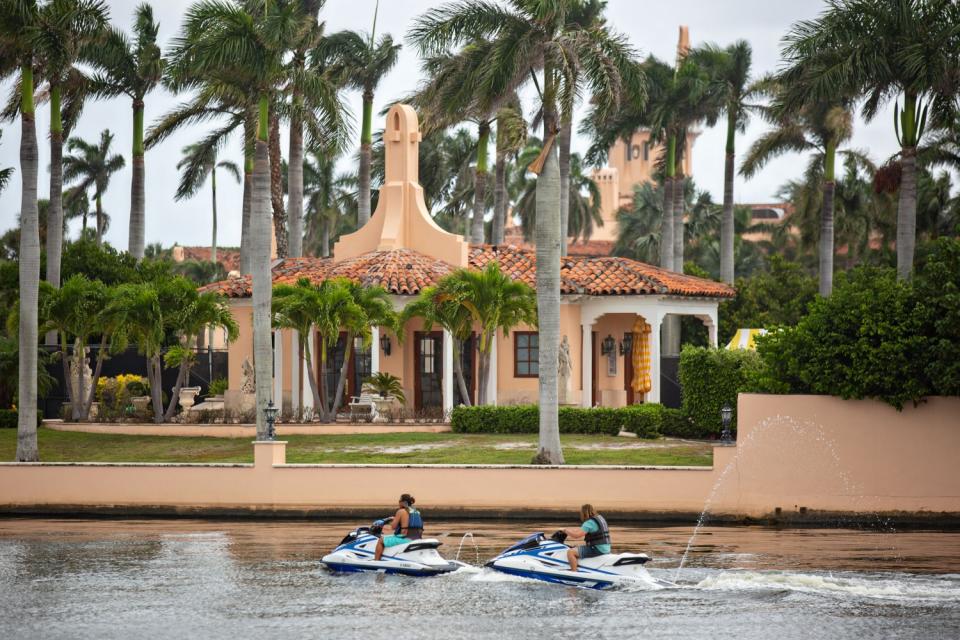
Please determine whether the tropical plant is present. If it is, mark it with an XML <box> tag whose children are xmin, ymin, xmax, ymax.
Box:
<box><xmin>62</xmin><ymin>129</ymin><xmax>125</xmax><ymax>246</ymax></box>
<box><xmin>302</xmin><ymin>148</ymin><xmax>355</xmax><ymax>257</ymax></box>
<box><xmin>88</xmin><ymin>2</ymin><xmax>164</xmax><ymax>260</ymax></box>
<box><xmin>364</xmin><ymin>372</ymin><xmax>405</xmax><ymax>404</ymax></box>
<box><xmin>174</xmin><ymin>142</ymin><xmax>242</xmax><ymax>274</ymax></box>
<box><xmin>741</xmin><ymin>91</ymin><xmax>855</xmax><ymax>296</ymax></box>
<box><xmin>412</xmin><ymin>0</ymin><xmax>638</xmax><ymax>464</ymax></box>
<box><xmin>272</xmin><ymin>277</ymin><xmax>329</xmax><ymax>419</ymax></box>
<box><xmin>0</xmin><ymin>130</ymin><xmax>12</xmax><ymax>196</ymax></box>
<box><xmin>690</xmin><ymin>40</ymin><xmax>759</xmax><ymax>284</ymax></box>
<box><xmin>0</xmin><ymin>0</ymin><xmax>41</xmax><ymax>459</ymax></box>
<box><xmin>780</xmin><ymin>0</ymin><xmax>960</xmax><ymax>280</ymax></box>
<box><xmin>322</xmin><ymin>5</ymin><xmax>401</xmax><ymax>228</ymax></box>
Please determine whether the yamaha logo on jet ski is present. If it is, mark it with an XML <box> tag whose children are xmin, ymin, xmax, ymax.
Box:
<box><xmin>322</xmin><ymin>519</ymin><xmax>466</xmax><ymax>577</ymax></box>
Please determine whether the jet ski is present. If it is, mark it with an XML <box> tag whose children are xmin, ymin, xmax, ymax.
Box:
<box><xmin>485</xmin><ymin>531</ymin><xmax>668</xmax><ymax>590</ymax></box>
<box><xmin>322</xmin><ymin>519</ymin><xmax>465</xmax><ymax>577</ymax></box>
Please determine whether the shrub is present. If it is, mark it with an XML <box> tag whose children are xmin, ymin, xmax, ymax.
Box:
<box><xmin>659</xmin><ymin>408</ymin><xmax>713</xmax><ymax>439</ymax></box>
<box><xmin>96</xmin><ymin>374</ymin><xmax>148</xmax><ymax>422</ymax></box>
<box><xmin>451</xmin><ymin>405</ymin><xmax>661</xmax><ymax>437</ymax></box>
<box><xmin>208</xmin><ymin>377</ymin><xmax>228</xmax><ymax>397</ymax></box>
<box><xmin>679</xmin><ymin>346</ymin><xmax>761</xmax><ymax>436</ymax></box>
<box><xmin>0</xmin><ymin>409</ymin><xmax>43</xmax><ymax>428</ymax></box>
<box><xmin>126</xmin><ymin>378</ymin><xmax>149</xmax><ymax>397</ymax></box>
<box><xmin>619</xmin><ymin>404</ymin><xmax>664</xmax><ymax>438</ymax></box>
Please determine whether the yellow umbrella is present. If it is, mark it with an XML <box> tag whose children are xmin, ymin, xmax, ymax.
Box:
<box><xmin>631</xmin><ymin>317</ymin><xmax>652</xmax><ymax>395</ymax></box>
<box><xmin>726</xmin><ymin>328</ymin><xmax>768</xmax><ymax>351</ymax></box>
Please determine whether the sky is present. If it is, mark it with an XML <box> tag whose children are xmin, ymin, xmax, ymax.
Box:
<box><xmin>0</xmin><ymin>0</ymin><xmax>905</xmax><ymax>251</ymax></box>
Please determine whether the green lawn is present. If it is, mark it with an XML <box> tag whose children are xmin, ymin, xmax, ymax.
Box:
<box><xmin>0</xmin><ymin>428</ymin><xmax>713</xmax><ymax>466</ymax></box>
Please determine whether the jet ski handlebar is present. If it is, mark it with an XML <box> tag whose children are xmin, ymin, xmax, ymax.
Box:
<box><xmin>550</xmin><ymin>530</ymin><xmax>568</xmax><ymax>544</ymax></box>
<box><xmin>369</xmin><ymin>517</ymin><xmax>394</xmax><ymax>536</ymax></box>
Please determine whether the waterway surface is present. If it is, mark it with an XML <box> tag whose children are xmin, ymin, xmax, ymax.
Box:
<box><xmin>0</xmin><ymin>518</ymin><xmax>958</xmax><ymax>639</ymax></box>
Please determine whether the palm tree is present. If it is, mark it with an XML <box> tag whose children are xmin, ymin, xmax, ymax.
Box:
<box><xmin>302</xmin><ymin>148</ymin><xmax>354</xmax><ymax>257</ymax></box>
<box><xmin>412</xmin><ymin>0</ymin><xmax>636</xmax><ymax>464</ymax></box>
<box><xmin>63</xmin><ymin>129</ymin><xmax>125</xmax><ymax>246</ymax></box>
<box><xmin>0</xmin><ymin>130</ymin><xmax>12</xmax><ymax>197</ymax></box>
<box><xmin>780</xmin><ymin>0</ymin><xmax>960</xmax><ymax>279</ymax></box>
<box><xmin>105</xmin><ymin>281</ymin><xmax>163</xmax><ymax>422</ymax></box>
<box><xmin>31</xmin><ymin>0</ymin><xmax>108</xmax><ymax>310</ymax></box>
<box><xmin>272</xmin><ymin>277</ymin><xmax>326</xmax><ymax>417</ymax></box>
<box><xmin>690</xmin><ymin>40</ymin><xmax>758</xmax><ymax>284</ymax></box>
<box><xmin>741</xmin><ymin>97</ymin><xmax>854</xmax><ymax>296</ymax></box>
<box><xmin>492</xmin><ymin>102</ymin><xmax>527</xmax><ymax>244</ymax></box>
<box><xmin>1</xmin><ymin>0</ymin><xmax>42</xmax><ymax>460</ymax></box>
<box><xmin>323</xmin><ymin>6</ymin><xmax>401</xmax><ymax>228</ymax></box>
<box><xmin>88</xmin><ymin>2</ymin><xmax>164</xmax><ymax>260</ymax></box>
<box><xmin>174</xmin><ymin>143</ymin><xmax>241</xmax><ymax>273</ymax></box>
<box><xmin>177</xmin><ymin>0</ymin><xmax>296</xmax><ymax>438</ymax></box>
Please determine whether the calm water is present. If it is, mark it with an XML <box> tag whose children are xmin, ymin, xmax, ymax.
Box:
<box><xmin>1</xmin><ymin>518</ymin><xmax>958</xmax><ymax>639</ymax></box>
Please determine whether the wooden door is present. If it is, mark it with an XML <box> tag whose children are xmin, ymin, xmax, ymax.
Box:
<box><xmin>414</xmin><ymin>331</ymin><xmax>444</xmax><ymax>410</ymax></box>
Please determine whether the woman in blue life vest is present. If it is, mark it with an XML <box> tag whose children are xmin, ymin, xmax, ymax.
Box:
<box><xmin>561</xmin><ymin>503</ymin><xmax>611</xmax><ymax>572</ymax></box>
<box><xmin>373</xmin><ymin>493</ymin><xmax>424</xmax><ymax>561</ymax></box>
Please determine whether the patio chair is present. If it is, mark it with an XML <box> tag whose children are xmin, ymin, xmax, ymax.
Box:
<box><xmin>348</xmin><ymin>384</ymin><xmax>378</xmax><ymax>422</ymax></box>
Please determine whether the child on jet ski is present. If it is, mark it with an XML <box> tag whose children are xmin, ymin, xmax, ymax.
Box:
<box><xmin>373</xmin><ymin>493</ymin><xmax>424</xmax><ymax>561</ymax></box>
<box><xmin>560</xmin><ymin>504</ymin><xmax>611</xmax><ymax>572</ymax></box>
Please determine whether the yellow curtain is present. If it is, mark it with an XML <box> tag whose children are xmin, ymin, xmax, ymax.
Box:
<box><xmin>631</xmin><ymin>317</ymin><xmax>652</xmax><ymax>395</ymax></box>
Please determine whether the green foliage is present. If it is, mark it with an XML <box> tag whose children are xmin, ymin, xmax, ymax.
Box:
<box><xmin>363</xmin><ymin>372</ymin><xmax>406</xmax><ymax>404</ymax></box>
<box><xmin>618</xmin><ymin>404</ymin><xmax>664</xmax><ymax>439</ymax></box>
<box><xmin>719</xmin><ymin>256</ymin><xmax>818</xmax><ymax>344</ymax></box>
<box><xmin>679</xmin><ymin>346</ymin><xmax>762</xmax><ymax>435</ymax></box>
<box><xmin>452</xmin><ymin>405</ymin><xmax>659</xmax><ymax>438</ymax></box>
<box><xmin>0</xmin><ymin>409</ymin><xmax>43</xmax><ymax>429</ymax></box>
<box><xmin>659</xmin><ymin>407</ymin><xmax>712</xmax><ymax>439</ymax></box>
<box><xmin>208</xmin><ymin>377</ymin><xmax>228</xmax><ymax>397</ymax></box>
<box><xmin>756</xmin><ymin>241</ymin><xmax>960</xmax><ymax>408</ymax></box>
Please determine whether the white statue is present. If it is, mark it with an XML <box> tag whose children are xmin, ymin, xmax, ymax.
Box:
<box><xmin>240</xmin><ymin>357</ymin><xmax>256</xmax><ymax>394</ymax></box>
<box><xmin>558</xmin><ymin>335</ymin><xmax>572</xmax><ymax>404</ymax></box>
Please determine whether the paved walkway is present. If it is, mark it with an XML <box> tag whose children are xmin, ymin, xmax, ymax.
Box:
<box><xmin>43</xmin><ymin>420</ymin><xmax>451</xmax><ymax>438</ymax></box>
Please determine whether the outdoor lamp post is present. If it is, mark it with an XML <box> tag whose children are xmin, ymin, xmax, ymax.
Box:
<box><xmin>720</xmin><ymin>404</ymin><xmax>734</xmax><ymax>444</ymax></box>
<box><xmin>601</xmin><ymin>334</ymin><xmax>616</xmax><ymax>356</ymax></box>
<box><xmin>619</xmin><ymin>332</ymin><xmax>633</xmax><ymax>356</ymax></box>
<box><xmin>379</xmin><ymin>333</ymin><xmax>391</xmax><ymax>356</ymax></box>
<box><xmin>264</xmin><ymin>400</ymin><xmax>279</xmax><ymax>441</ymax></box>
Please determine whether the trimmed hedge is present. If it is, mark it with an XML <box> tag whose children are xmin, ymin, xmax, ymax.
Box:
<box><xmin>452</xmin><ymin>404</ymin><xmax>669</xmax><ymax>438</ymax></box>
<box><xmin>678</xmin><ymin>346</ymin><xmax>761</xmax><ymax>436</ymax></box>
<box><xmin>0</xmin><ymin>409</ymin><xmax>43</xmax><ymax>429</ymax></box>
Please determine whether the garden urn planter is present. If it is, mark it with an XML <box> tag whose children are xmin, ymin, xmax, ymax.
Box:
<box><xmin>131</xmin><ymin>396</ymin><xmax>151</xmax><ymax>412</ymax></box>
<box><xmin>178</xmin><ymin>387</ymin><xmax>202</xmax><ymax>412</ymax></box>
<box><xmin>372</xmin><ymin>396</ymin><xmax>395</xmax><ymax>422</ymax></box>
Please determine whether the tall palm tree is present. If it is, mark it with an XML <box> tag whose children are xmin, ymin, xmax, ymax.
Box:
<box><xmin>178</xmin><ymin>0</ymin><xmax>298</xmax><ymax>438</ymax></box>
<box><xmin>63</xmin><ymin>129</ymin><xmax>125</xmax><ymax>246</ymax></box>
<box><xmin>492</xmin><ymin>101</ymin><xmax>526</xmax><ymax>244</ymax></box>
<box><xmin>690</xmin><ymin>40</ymin><xmax>758</xmax><ymax>284</ymax></box>
<box><xmin>780</xmin><ymin>0</ymin><xmax>960</xmax><ymax>279</ymax></box>
<box><xmin>0</xmin><ymin>0</ymin><xmax>41</xmax><ymax>460</ymax></box>
<box><xmin>31</xmin><ymin>0</ymin><xmax>108</xmax><ymax>312</ymax></box>
<box><xmin>323</xmin><ymin>6</ymin><xmax>400</xmax><ymax>229</ymax></box>
<box><xmin>302</xmin><ymin>148</ymin><xmax>354</xmax><ymax>257</ymax></box>
<box><xmin>174</xmin><ymin>142</ymin><xmax>241</xmax><ymax>272</ymax></box>
<box><xmin>272</xmin><ymin>277</ymin><xmax>326</xmax><ymax>416</ymax></box>
<box><xmin>104</xmin><ymin>281</ymin><xmax>163</xmax><ymax>422</ymax></box>
<box><xmin>89</xmin><ymin>2</ymin><xmax>164</xmax><ymax>260</ymax></box>
<box><xmin>741</xmin><ymin>97</ymin><xmax>854</xmax><ymax>296</ymax></box>
<box><xmin>412</xmin><ymin>0</ymin><xmax>636</xmax><ymax>464</ymax></box>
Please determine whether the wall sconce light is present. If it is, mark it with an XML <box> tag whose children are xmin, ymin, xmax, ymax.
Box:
<box><xmin>601</xmin><ymin>334</ymin><xmax>616</xmax><ymax>356</ymax></box>
<box><xmin>379</xmin><ymin>333</ymin><xmax>391</xmax><ymax>356</ymax></box>
<box><xmin>619</xmin><ymin>332</ymin><xmax>633</xmax><ymax>356</ymax></box>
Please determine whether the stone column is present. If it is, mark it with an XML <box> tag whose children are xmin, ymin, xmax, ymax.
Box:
<box><xmin>707</xmin><ymin>319</ymin><xmax>718</xmax><ymax>349</ymax></box>
<box><xmin>581</xmin><ymin>323</ymin><xmax>593</xmax><ymax>407</ymax></box>
<box><xmin>442</xmin><ymin>329</ymin><xmax>454</xmax><ymax>414</ymax></box>
<box><xmin>370</xmin><ymin>326</ymin><xmax>380</xmax><ymax>376</ymax></box>
<box><xmin>487</xmin><ymin>335</ymin><xmax>498</xmax><ymax>405</ymax></box>
<box><xmin>648</xmin><ymin>314</ymin><xmax>663</xmax><ymax>404</ymax></box>
<box><xmin>302</xmin><ymin>327</ymin><xmax>314</xmax><ymax>418</ymax></box>
<box><xmin>273</xmin><ymin>329</ymin><xmax>283</xmax><ymax>410</ymax></box>
<box><xmin>290</xmin><ymin>329</ymin><xmax>300</xmax><ymax>417</ymax></box>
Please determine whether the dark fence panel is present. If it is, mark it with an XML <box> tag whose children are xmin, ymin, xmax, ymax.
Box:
<box><xmin>42</xmin><ymin>346</ymin><xmax>228</xmax><ymax>419</ymax></box>
<box><xmin>660</xmin><ymin>356</ymin><xmax>681</xmax><ymax>409</ymax></box>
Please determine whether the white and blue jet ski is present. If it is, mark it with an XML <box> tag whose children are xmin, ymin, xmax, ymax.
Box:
<box><xmin>322</xmin><ymin>519</ymin><xmax>465</xmax><ymax>577</ymax></box>
<box><xmin>486</xmin><ymin>531</ymin><xmax>668</xmax><ymax>590</ymax></box>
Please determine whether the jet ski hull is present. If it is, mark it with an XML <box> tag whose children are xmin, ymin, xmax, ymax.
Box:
<box><xmin>322</xmin><ymin>532</ymin><xmax>462</xmax><ymax>577</ymax></box>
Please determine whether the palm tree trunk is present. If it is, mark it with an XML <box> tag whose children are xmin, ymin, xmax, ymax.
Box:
<box><xmin>95</xmin><ymin>195</ymin><xmax>103</xmax><ymax>246</ymax></box>
<box><xmin>720</xmin><ymin>114</ymin><xmax>736</xmax><ymax>284</ymax></box>
<box><xmin>81</xmin><ymin>336</ymin><xmax>108</xmax><ymax>421</ymax></box>
<box><xmin>150</xmin><ymin>354</ymin><xmax>164</xmax><ymax>424</ymax></box>
<box><xmin>211</xmin><ymin>165</ymin><xmax>218</xmax><ymax>271</ymax></box>
<box><xmin>163</xmin><ymin>357</ymin><xmax>190</xmax><ymax>421</ymax></box>
<box><xmin>71</xmin><ymin>338</ymin><xmax>85</xmax><ymax>420</ymax></box>
<box><xmin>673</xmin><ymin>174</ymin><xmax>684</xmax><ymax>272</ymax></box>
<box><xmin>129</xmin><ymin>99</ymin><xmax>146</xmax><ymax>259</ymax></box>
<box><xmin>269</xmin><ymin>112</ymin><xmax>287</xmax><ymax>259</ymax></box>
<box><xmin>240</xmin><ymin>118</ymin><xmax>254</xmax><ymax>273</ymax></box>
<box><xmin>46</xmin><ymin>86</ymin><xmax>64</xmax><ymax>346</ymax></box>
<box><xmin>59</xmin><ymin>333</ymin><xmax>73</xmax><ymax>417</ymax></box>
<box><xmin>471</xmin><ymin>121</ymin><xmax>491</xmax><ymax>244</ymax></box>
<box><xmin>452</xmin><ymin>338</ymin><xmax>471</xmax><ymax>407</ymax></box>
<box><xmin>558</xmin><ymin>117</ymin><xmax>571</xmax><ymax>257</ymax></box>
<box><xmin>358</xmin><ymin>90</ymin><xmax>374</xmax><ymax>227</ymax></box>
<box><xmin>252</xmin><ymin>96</ymin><xmax>274</xmax><ymax>439</ymax></box>
<box><xmin>492</xmin><ymin>150</ymin><xmax>507</xmax><ymax>245</ymax></box>
<box><xmin>319</xmin><ymin>343</ymin><xmax>331</xmax><ymax>422</ymax></box>
<box><xmin>301</xmin><ymin>335</ymin><xmax>323</xmax><ymax>411</ymax></box>
<box><xmin>321</xmin><ymin>218</ymin><xmax>330</xmax><ymax>257</ymax></box>
<box><xmin>819</xmin><ymin>180</ymin><xmax>836</xmax><ymax>296</ymax></box>
<box><xmin>331</xmin><ymin>334</ymin><xmax>354</xmax><ymax>417</ymax></box>
<box><xmin>477</xmin><ymin>337</ymin><xmax>492</xmax><ymax>405</ymax></box>
<box><xmin>17</xmin><ymin>64</ymin><xmax>40</xmax><ymax>461</ymax></box>
<box><xmin>897</xmin><ymin>148</ymin><xmax>917</xmax><ymax>280</ymax></box>
<box><xmin>288</xmin><ymin>114</ymin><xmax>304</xmax><ymax>258</ymax></box>
<box><xmin>660</xmin><ymin>177</ymin><xmax>674</xmax><ymax>269</ymax></box>
<box><xmin>533</xmin><ymin>77</ymin><xmax>563</xmax><ymax>465</ymax></box>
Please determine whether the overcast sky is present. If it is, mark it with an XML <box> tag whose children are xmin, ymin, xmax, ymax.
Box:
<box><xmin>0</xmin><ymin>0</ymin><xmax>904</xmax><ymax>251</ymax></box>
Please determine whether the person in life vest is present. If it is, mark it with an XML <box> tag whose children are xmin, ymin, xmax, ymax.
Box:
<box><xmin>560</xmin><ymin>504</ymin><xmax>611</xmax><ymax>572</ymax></box>
<box><xmin>373</xmin><ymin>493</ymin><xmax>424</xmax><ymax>561</ymax></box>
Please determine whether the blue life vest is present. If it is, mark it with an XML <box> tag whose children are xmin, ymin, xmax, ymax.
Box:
<box><xmin>395</xmin><ymin>507</ymin><xmax>423</xmax><ymax>540</ymax></box>
<box><xmin>584</xmin><ymin>514</ymin><xmax>611</xmax><ymax>547</ymax></box>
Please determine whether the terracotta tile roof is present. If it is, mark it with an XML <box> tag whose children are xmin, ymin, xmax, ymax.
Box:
<box><xmin>176</xmin><ymin>246</ymin><xmax>241</xmax><ymax>273</ymax></box>
<box><xmin>201</xmin><ymin>245</ymin><xmax>734</xmax><ymax>299</ymax></box>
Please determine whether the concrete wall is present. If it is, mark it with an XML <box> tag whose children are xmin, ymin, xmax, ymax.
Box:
<box><xmin>4</xmin><ymin>395</ymin><xmax>957</xmax><ymax>522</ymax></box>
